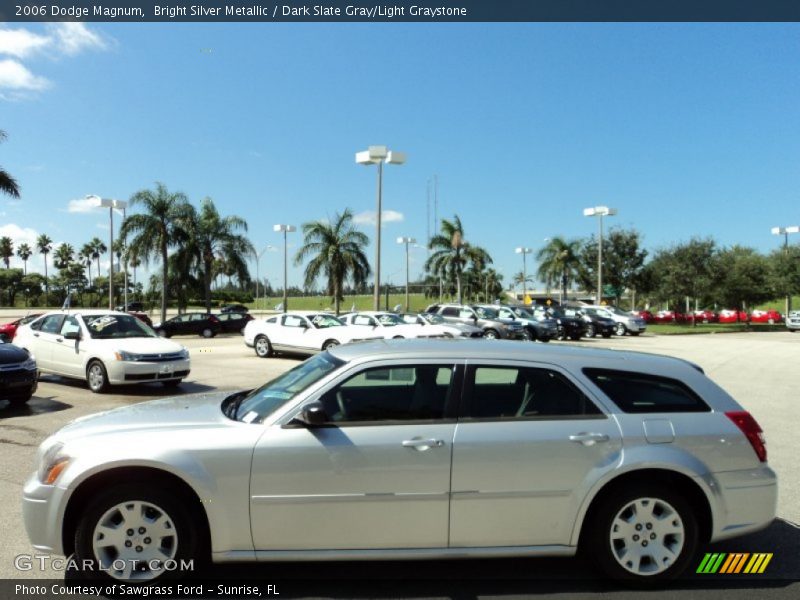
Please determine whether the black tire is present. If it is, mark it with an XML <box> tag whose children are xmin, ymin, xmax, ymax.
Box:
<box><xmin>483</xmin><ymin>329</ymin><xmax>499</xmax><ymax>340</ymax></box>
<box><xmin>588</xmin><ymin>483</ymin><xmax>699</xmax><ymax>585</ymax></box>
<box><xmin>322</xmin><ymin>339</ymin><xmax>340</xmax><ymax>351</ymax></box>
<box><xmin>254</xmin><ymin>335</ymin><xmax>272</xmax><ymax>358</ymax></box>
<box><xmin>200</xmin><ymin>328</ymin><xmax>215</xmax><ymax>338</ymax></box>
<box><xmin>74</xmin><ymin>483</ymin><xmax>198</xmax><ymax>583</ymax></box>
<box><xmin>521</xmin><ymin>329</ymin><xmax>534</xmax><ymax>341</ymax></box>
<box><xmin>161</xmin><ymin>379</ymin><xmax>182</xmax><ymax>388</ymax></box>
<box><xmin>615</xmin><ymin>323</ymin><xmax>627</xmax><ymax>336</ymax></box>
<box><xmin>86</xmin><ymin>360</ymin><xmax>109</xmax><ymax>394</ymax></box>
<box><xmin>557</xmin><ymin>326</ymin><xmax>567</xmax><ymax>341</ymax></box>
<box><xmin>392</xmin><ymin>336</ymin><xmax>404</xmax><ymax>339</ymax></box>
<box><xmin>586</xmin><ymin>324</ymin><xmax>597</xmax><ymax>338</ymax></box>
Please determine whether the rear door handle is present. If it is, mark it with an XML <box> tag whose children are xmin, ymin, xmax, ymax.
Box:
<box><xmin>569</xmin><ymin>432</ymin><xmax>610</xmax><ymax>446</ymax></box>
<box><xmin>402</xmin><ymin>438</ymin><xmax>445</xmax><ymax>450</ymax></box>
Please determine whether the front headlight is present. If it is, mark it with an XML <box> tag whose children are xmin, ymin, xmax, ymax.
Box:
<box><xmin>114</xmin><ymin>350</ymin><xmax>141</xmax><ymax>361</ymax></box>
<box><xmin>179</xmin><ymin>347</ymin><xmax>190</xmax><ymax>359</ymax></box>
<box><xmin>22</xmin><ymin>355</ymin><xmax>37</xmax><ymax>370</ymax></box>
<box><xmin>37</xmin><ymin>442</ymin><xmax>70</xmax><ymax>485</ymax></box>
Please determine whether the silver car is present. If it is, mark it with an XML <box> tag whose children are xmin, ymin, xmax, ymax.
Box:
<box><xmin>23</xmin><ymin>340</ymin><xmax>776</xmax><ymax>584</ymax></box>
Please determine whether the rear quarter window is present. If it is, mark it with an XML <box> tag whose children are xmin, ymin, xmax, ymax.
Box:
<box><xmin>583</xmin><ymin>368</ymin><xmax>710</xmax><ymax>413</ymax></box>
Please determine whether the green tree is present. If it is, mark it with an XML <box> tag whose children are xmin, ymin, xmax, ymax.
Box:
<box><xmin>512</xmin><ymin>271</ymin><xmax>533</xmax><ymax>298</ymax></box>
<box><xmin>648</xmin><ymin>238</ymin><xmax>718</xmax><ymax>320</ymax></box>
<box><xmin>79</xmin><ymin>243</ymin><xmax>94</xmax><ymax>286</ymax></box>
<box><xmin>120</xmin><ymin>182</ymin><xmax>193</xmax><ymax>323</ymax></box>
<box><xmin>768</xmin><ymin>245</ymin><xmax>800</xmax><ymax>314</ymax></box>
<box><xmin>53</xmin><ymin>243</ymin><xmax>75</xmax><ymax>270</ymax></box>
<box><xmin>0</xmin><ymin>130</ymin><xmax>20</xmax><ymax>198</ymax></box>
<box><xmin>576</xmin><ymin>229</ymin><xmax>647</xmax><ymax>305</ymax></box>
<box><xmin>89</xmin><ymin>237</ymin><xmax>107</xmax><ymax>280</ymax></box>
<box><xmin>714</xmin><ymin>246</ymin><xmax>773</xmax><ymax>313</ymax></box>
<box><xmin>294</xmin><ymin>208</ymin><xmax>371</xmax><ymax>315</ymax></box>
<box><xmin>0</xmin><ymin>268</ymin><xmax>22</xmax><ymax>305</ymax></box>
<box><xmin>425</xmin><ymin>215</ymin><xmax>492</xmax><ymax>304</ymax></box>
<box><xmin>16</xmin><ymin>242</ymin><xmax>32</xmax><ymax>275</ymax></box>
<box><xmin>0</xmin><ymin>236</ymin><xmax>13</xmax><ymax>268</ymax></box>
<box><xmin>36</xmin><ymin>233</ymin><xmax>53</xmax><ymax>305</ymax></box>
<box><xmin>536</xmin><ymin>236</ymin><xmax>582</xmax><ymax>303</ymax></box>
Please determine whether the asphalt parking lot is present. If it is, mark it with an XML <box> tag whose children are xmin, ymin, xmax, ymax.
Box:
<box><xmin>1</xmin><ymin>330</ymin><xmax>798</xmax><ymax>598</ymax></box>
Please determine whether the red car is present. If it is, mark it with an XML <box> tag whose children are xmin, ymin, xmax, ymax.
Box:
<box><xmin>718</xmin><ymin>309</ymin><xmax>748</xmax><ymax>324</ymax></box>
<box><xmin>0</xmin><ymin>313</ymin><xmax>42</xmax><ymax>342</ymax></box>
<box><xmin>691</xmin><ymin>310</ymin><xmax>718</xmax><ymax>323</ymax></box>
<box><xmin>749</xmin><ymin>309</ymin><xmax>783</xmax><ymax>324</ymax></box>
<box><xmin>653</xmin><ymin>310</ymin><xmax>689</xmax><ymax>323</ymax></box>
<box><xmin>631</xmin><ymin>310</ymin><xmax>654</xmax><ymax>323</ymax></box>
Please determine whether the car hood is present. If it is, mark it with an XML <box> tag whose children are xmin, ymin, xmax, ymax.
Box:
<box><xmin>0</xmin><ymin>342</ymin><xmax>29</xmax><ymax>363</ymax></box>
<box><xmin>92</xmin><ymin>336</ymin><xmax>186</xmax><ymax>354</ymax></box>
<box><xmin>56</xmin><ymin>392</ymin><xmax>232</xmax><ymax>440</ymax></box>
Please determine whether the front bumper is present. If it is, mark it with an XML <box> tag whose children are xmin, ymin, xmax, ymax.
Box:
<box><xmin>0</xmin><ymin>366</ymin><xmax>38</xmax><ymax>395</ymax></box>
<box><xmin>22</xmin><ymin>472</ymin><xmax>68</xmax><ymax>554</ymax></box>
<box><xmin>106</xmin><ymin>358</ymin><xmax>191</xmax><ymax>384</ymax></box>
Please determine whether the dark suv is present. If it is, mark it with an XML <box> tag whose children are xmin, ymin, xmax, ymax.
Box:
<box><xmin>476</xmin><ymin>304</ymin><xmax>558</xmax><ymax>342</ymax></box>
<box><xmin>529</xmin><ymin>305</ymin><xmax>585</xmax><ymax>341</ymax></box>
<box><xmin>425</xmin><ymin>304</ymin><xmax>526</xmax><ymax>340</ymax></box>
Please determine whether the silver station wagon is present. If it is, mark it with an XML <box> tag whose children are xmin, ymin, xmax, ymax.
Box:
<box><xmin>23</xmin><ymin>339</ymin><xmax>776</xmax><ymax>584</ymax></box>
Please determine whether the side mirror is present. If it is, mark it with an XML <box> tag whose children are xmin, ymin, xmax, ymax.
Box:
<box><xmin>297</xmin><ymin>401</ymin><xmax>328</xmax><ymax>427</ymax></box>
<box><xmin>64</xmin><ymin>331</ymin><xmax>81</xmax><ymax>341</ymax></box>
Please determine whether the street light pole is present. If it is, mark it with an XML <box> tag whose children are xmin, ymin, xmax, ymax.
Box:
<box><xmin>515</xmin><ymin>247</ymin><xmax>532</xmax><ymax>304</ymax></box>
<box><xmin>771</xmin><ymin>225</ymin><xmax>800</xmax><ymax>315</ymax></box>
<box><xmin>397</xmin><ymin>237</ymin><xmax>416</xmax><ymax>311</ymax></box>
<box><xmin>583</xmin><ymin>206</ymin><xmax>617</xmax><ymax>304</ymax></box>
<box><xmin>273</xmin><ymin>225</ymin><xmax>295</xmax><ymax>313</ymax></box>
<box><xmin>254</xmin><ymin>244</ymin><xmax>274</xmax><ymax>311</ymax></box>
<box><xmin>356</xmin><ymin>145</ymin><xmax>406</xmax><ymax>310</ymax></box>
<box><xmin>87</xmin><ymin>195</ymin><xmax>128</xmax><ymax>310</ymax></box>
<box><xmin>122</xmin><ymin>207</ymin><xmax>128</xmax><ymax>311</ymax></box>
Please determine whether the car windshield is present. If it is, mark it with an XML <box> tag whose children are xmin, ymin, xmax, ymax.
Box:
<box><xmin>376</xmin><ymin>314</ymin><xmax>403</xmax><ymax>326</ymax></box>
<box><xmin>235</xmin><ymin>352</ymin><xmax>345</xmax><ymax>423</ymax></box>
<box><xmin>475</xmin><ymin>307</ymin><xmax>498</xmax><ymax>319</ymax></box>
<box><xmin>309</xmin><ymin>314</ymin><xmax>344</xmax><ymax>329</ymax></box>
<box><xmin>83</xmin><ymin>314</ymin><xmax>157</xmax><ymax>339</ymax></box>
<box><xmin>546</xmin><ymin>307</ymin><xmax>565</xmax><ymax>317</ymax></box>
<box><xmin>421</xmin><ymin>313</ymin><xmax>444</xmax><ymax>325</ymax></box>
<box><xmin>512</xmin><ymin>307</ymin><xmax>532</xmax><ymax>318</ymax></box>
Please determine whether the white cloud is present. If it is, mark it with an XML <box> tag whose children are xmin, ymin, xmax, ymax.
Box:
<box><xmin>352</xmin><ymin>210</ymin><xmax>405</xmax><ymax>227</ymax></box>
<box><xmin>48</xmin><ymin>23</ymin><xmax>107</xmax><ymax>56</ymax></box>
<box><xmin>0</xmin><ymin>28</ymin><xmax>50</xmax><ymax>59</ymax></box>
<box><xmin>0</xmin><ymin>59</ymin><xmax>49</xmax><ymax>92</ymax></box>
<box><xmin>67</xmin><ymin>197</ymin><xmax>100</xmax><ymax>213</ymax></box>
<box><xmin>0</xmin><ymin>223</ymin><xmax>40</xmax><ymax>269</ymax></box>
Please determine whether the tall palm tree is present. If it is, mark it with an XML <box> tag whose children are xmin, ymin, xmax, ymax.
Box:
<box><xmin>16</xmin><ymin>242</ymin><xmax>32</xmax><ymax>274</ymax></box>
<box><xmin>0</xmin><ymin>130</ymin><xmax>20</xmax><ymax>198</ymax></box>
<box><xmin>79</xmin><ymin>243</ymin><xmax>94</xmax><ymax>286</ymax></box>
<box><xmin>536</xmin><ymin>236</ymin><xmax>582</xmax><ymax>303</ymax></box>
<box><xmin>129</xmin><ymin>251</ymin><xmax>141</xmax><ymax>291</ymax></box>
<box><xmin>119</xmin><ymin>182</ymin><xmax>193</xmax><ymax>323</ymax></box>
<box><xmin>425</xmin><ymin>215</ymin><xmax>491</xmax><ymax>304</ymax></box>
<box><xmin>512</xmin><ymin>271</ymin><xmax>533</xmax><ymax>298</ymax></box>
<box><xmin>88</xmin><ymin>237</ymin><xmax>107</xmax><ymax>280</ymax></box>
<box><xmin>294</xmin><ymin>209</ymin><xmax>371</xmax><ymax>315</ymax></box>
<box><xmin>178</xmin><ymin>198</ymin><xmax>253</xmax><ymax>313</ymax></box>
<box><xmin>53</xmin><ymin>243</ymin><xmax>75</xmax><ymax>270</ymax></box>
<box><xmin>36</xmin><ymin>234</ymin><xmax>53</xmax><ymax>305</ymax></box>
<box><xmin>0</xmin><ymin>236</ymin><xmax>13</xmax><ymax>268</ymax></box>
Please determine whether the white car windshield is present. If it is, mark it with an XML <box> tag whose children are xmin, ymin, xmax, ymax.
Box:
<box><xmin>421</xmin><ymin>314</ymin><xmax>445</xmax><ymax>325</ymax></box>
<box><xmin>309</xmin><ymin>314</ymin><xmax>344</xmax><ymax>329</ymax></box>
<box><xmin>235</xmin><ymin>352</ymin><xmax>345</xmax><ymax>423</ymax></box>
<box><xmin>82</xmin><ymin>314</ymin><xmax>157</xmax><ymax>339</ymax></box>
<box><xmin>376</xmin><ymin>314</ymin><xmax>403</xmax><ymax>326</ymax></box>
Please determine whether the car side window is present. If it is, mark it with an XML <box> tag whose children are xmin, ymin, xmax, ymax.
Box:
<box><xmin>465</xmin><ymin>366</ymin><xmax>602</xmax><ymax>419</ymax></box>
<box><xmin>59</xmin><ymin>316</ymin><xmax>81</xmax><ymax>336</ymax></box>
<box><xmin>353</xmin><ymin>315</ymin><xmax>373</xmax><ymax>326</ymax></box>
<box><xmin>440</xmin><ymin>307</ymin><xmax>459</xmax><ymax>317</ymax></box>
<box><xmin>39</xmin><ymin>314</ymin><xmax>64</xmax><ymax>334</ymax></box>
<box><xmin>319</xmin><ymin>365</ymin><xmax>455</xmax><ymax>423</ymax></box>
<box><xmin>583</xmin><ymin>369</ymin><xmax>710</xmax><ymax>413</ymax></box>
<box><xmin>458</xmin><ymin>309</ymin><xmax>475</xmax><ymax>319</ymax></box>
<box><xmin>190</xmin><ymin>314</ymin><xmax>206</xmax><ymax>321</ymax></box>
<box><xmin>283</xmin><ymin>315</ymin><xmax>306</xmax><ymax>328</ymax></box>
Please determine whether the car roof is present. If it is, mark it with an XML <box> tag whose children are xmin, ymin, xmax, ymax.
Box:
<box><xmin>327</xmin><ymin>338</ymin><xmax>698</xmax><ymax>374</ymax></box>
<box><xmin>37</xmin><ymin>309</ymin><xmax>130</xmax><ymax>317</ymax></box>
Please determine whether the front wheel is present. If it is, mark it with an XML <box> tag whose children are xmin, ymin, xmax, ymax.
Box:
<box><xmin>322</xmin><ymin>339</ymin><xmax>340</xmax><ymax>351</ymax></box>
<box><xmin>74</xmin><ymin>484</ymin><xmax>198</xmax><ymax>582</ymax></box>
<box><xmin>522</xmin><ymin>329</ymin><xmax>534</xmax><ymax>341</ymax></box>
<box><xmin>254</xmin><ymin>335</ymin><xmax>272</xmax><ymax>358</ymax></box>
<box><xmin>586</xmin><ymin>324</ymin><xmax>597</xmax><ymax>338</ymax></box>
<box><xmin>615</xmin><ymin>323</ymin><xmax>627</xmax><ymax>336</ymax></box>
<box><xmin>483</xmin><ymin>329</ymin><xmax>499</xmax><ymax>340</ymax></box>
<box><xmin>86</xmin><ymin>360</ymin><xmax>109</xmax><ymax>393</ymax></box>
<box><xmin>589</xmin><ymin>484</ymin><xmax>698</xmax><ymax>584</ymax></box>
<box><xmin>200</xmin><ymin>328</ymin><xmax>215</xmax><ymax>338</ymax></box>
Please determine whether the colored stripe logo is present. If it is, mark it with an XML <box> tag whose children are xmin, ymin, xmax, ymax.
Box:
<box><xmin>696</xmin><ymin>553</ymin><xmax>773</xmax><ymax>574</ymax></box>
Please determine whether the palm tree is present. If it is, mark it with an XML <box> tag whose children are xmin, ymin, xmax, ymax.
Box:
<box><xmin>53</xmin><ymin>243</ymin><xmax>75</xmax><ymax>270</ymax></box>
<box><xmin>129</xmin><ymin>250</ymin><xmax>141</xmax><ymax>292</ymax></box>
<box><xmin>36</xmin><ymin>234</ymin><xmax>53</xmax><ymax>305</ymax></box>
<box><xmin>88</xmin><ymin>237</ymin><xmax>107</xmax><ymax>280</ymax></box>
<box><xmin>179</xmin><ymin>198</ymin><xmax>253</xmax><ymax>313</ymax></box>
<box><xmin>425</xmin><ymin>215</ymin><xmax>491</xmax><ymax>304</ymax></box>
<box><xmin>512</xmin><ymin>271</ymin><xmax>533</xmax><ymax>298</ymax></box>
<box><xmin>294</xmin><ymin>209</ymin><xmax>371</xmax><ymax>315</ymax></box>
<box><xmin>119</xmin><ymin>182</ymin><xmax>193</xmax><ymax>323</ymax></box>
<box><xmin>16</xmin><ymin>242</ymin><xmax>32</xmax><ymax>274</ymax></box>
<box><xmin>0</xmin><ymin>236</ymin><xmax>13</xmax><ymax>268</ymax></box>
<box><xmin>0</xmin><ymin>130</ymin><xmax>20</xmax><ymax>198</ymax></box>
<box><xmin>79</xmin><ymin>243</ymin><xmax>94</xmax><ymax>286</ymax></box>
<box><xmin>536</xmin><ymin>236</ymin><xmax>582</xmax><ymax>303</ymax></box>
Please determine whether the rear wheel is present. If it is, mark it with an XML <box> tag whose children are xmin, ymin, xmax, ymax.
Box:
<box><xmin>483</xmin><ymin>329</ymin><xmax>499</xmax><ymax>340</ymax></box>
<box><xmin>322</xmin><ymin>339</ymin><xmax>340</xmax><ymax>351</ymax></box>
<box><xmin>522</xmin><ymin>329</ymin><xmax>534</xmax><ymax>341</ymax></box>
<box><xmin>200</xmin><ymin>328</ymin><xmax>214</xmax><ymax>338</ymax></box>
<box><xmin>74</xmin><ymin>484</ymin><xmax>197</xmax><ymax>582</ymax></box>
<box><xmin>615</xmin><ymin>323</ymin><xmax>627</xmax><ymax>336</ymax></box>
<box><xmin>586</xmin><ymin>323</ymin><xmax>597</xmax><ymax>338</ymax></box>
<box><xmin>254</xmin><ymin>335</ymin><xmax>272</xmax><ymax>358</ymax></box>
<box><xmin>86</xmin><ymin>360</ymin><xmax>109</xmax><ymax>393</ymax></box>
<box><xmin>589</xmin><ymin>484</ymin><xmax>698</xmax><ymax>585</ymax></box>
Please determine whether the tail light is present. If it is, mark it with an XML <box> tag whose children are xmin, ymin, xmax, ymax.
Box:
<box><xmin>726</xmin><ymin>411</ymin><xmax>767</xmax><ymax>462</ymax></box>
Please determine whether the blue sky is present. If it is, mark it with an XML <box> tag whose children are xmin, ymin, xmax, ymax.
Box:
<box><xmin>2</xmin><ymin>23</ymin><xmax>799</xmax><ymax>289</ymax></box>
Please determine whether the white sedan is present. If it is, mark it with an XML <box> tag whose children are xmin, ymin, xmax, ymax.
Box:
<box><xmin>338</xmin><ymin>311</ymin><xmax>445</xmax><ymax>339</ymax></box>
<box><xmin>13</xmin><ymin>310</ymin><xmax>190</xmax><ymax>393</ymax></box>
<box><xmin>244</xmin><ymin>312</ymin><xmax>382</xmax><ymax>358</ymax></box>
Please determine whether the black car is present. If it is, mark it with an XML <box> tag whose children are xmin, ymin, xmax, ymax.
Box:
<box><xmin>220</xmin><ymin>304</ymin><xmax>249</xmax><ymax>314</ymax></box>
<box><xmin>564</xmin><ymin>307</ymin><xmax>615</xmax><ymax>338</ymax></box>
<box><xmin>153</xmin><ymin>313</ymin><xmax>221</xmax><ymax>338</ymax></box>
<box><xmin>216</xmin><ymin>311</ymin><xmax>254</xmax><ymax>334</ymax></box>
<box><xmin>530</xmin><ymin>305</ymin><xmax>584</xmax><ymax>341</ymax></box>
<box><xmin>0</xmin><ymin>341</ymin><xmax>38</xmax><ymax>406</ymax></box>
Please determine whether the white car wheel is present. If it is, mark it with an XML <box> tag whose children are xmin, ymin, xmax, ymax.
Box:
<box><xmin>87</xmin><ymin>361</ymin><xmax>109</xmax><ymax>393</ymax></box>
<box><xmin>254</xmin><ymin>335</ymin><xmax>272</xmax><ymax>358</ymax></box>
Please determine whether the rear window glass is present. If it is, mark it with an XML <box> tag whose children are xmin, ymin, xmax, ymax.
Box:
<box><xmin>583</xmin><ymin>369</ymin><xmax>709</xmax><ymax>413</ymax></box>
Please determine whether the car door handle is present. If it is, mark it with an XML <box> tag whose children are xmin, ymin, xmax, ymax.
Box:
<box><xmin>56</xmin><ymin>337</ymin><xmax>63</xmax><ymax>342</ymax></box>
<box><xmin>401</xmin><ymin>438</ymin><xmax>445</xmax><ymax>450</ymax></box>
<box><xmin>569</xmin><ymin>432</ymin><xmax>610</xmax><ymax>446</ymax></box>
<box><xmin>33</xmin><ymin>333</ymin><xmax>39</xmax><ymax>337</ymax></box>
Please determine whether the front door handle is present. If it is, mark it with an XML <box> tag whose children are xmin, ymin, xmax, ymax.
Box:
<box><xmin>401</xmin><ymin>438</ymin><xmax>445</xmax><ymax>450</ymax></box>
<box><xmin>569</xmin><ymin>432</ymin><xmax>610</xmax><ymax>446</ymax></box>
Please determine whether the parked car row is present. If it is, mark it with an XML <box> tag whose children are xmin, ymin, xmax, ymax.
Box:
<box><xmin>153</xmin><ymin>311</ymin><xmax>254</xmax><ymax>337</ymax></box>
<box><xmin>638</xmin><ymin>309</ymin><xmax>785</xmax><ymax>324</ymax></box>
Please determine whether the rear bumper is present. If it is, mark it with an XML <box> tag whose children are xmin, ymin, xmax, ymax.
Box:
<box><xmin>707</xmin><ymin>465</ymin><xmax>778</xmax><ymax>542</ymax></box>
